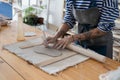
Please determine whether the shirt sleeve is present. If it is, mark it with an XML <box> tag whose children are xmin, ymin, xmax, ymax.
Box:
<box><xmin>97</xmin><ymin>0</ymin><xmax>119</xmax><ymax>32</ymax></box>
<box><xmin>63</xmin><ymin>0</ymin><xmax>76</xmax><ymax>29</ymax></box>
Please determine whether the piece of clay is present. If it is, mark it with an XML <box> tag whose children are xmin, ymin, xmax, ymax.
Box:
<box><xmin>34</xmin><ymin>45</ymin><xmax>62</xmax><ymax>57</ymax></box>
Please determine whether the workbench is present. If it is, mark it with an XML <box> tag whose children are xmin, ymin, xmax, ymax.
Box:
<box><xmin>0</xmin><ymin>22</ymin><xmax>120</xmax><ymax>80</ymax></box>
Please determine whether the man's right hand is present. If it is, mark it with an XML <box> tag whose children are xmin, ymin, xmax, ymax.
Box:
<box><xmin>43</xmin><ymin>36</ymin><xmax>57</xmax><ymax>47</ymax></box>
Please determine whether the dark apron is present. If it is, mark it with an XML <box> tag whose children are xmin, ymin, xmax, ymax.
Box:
<box><xmin>73</xmin><ymin>1</ymin><xmax>113</xmax><ymax>58</ymax></box>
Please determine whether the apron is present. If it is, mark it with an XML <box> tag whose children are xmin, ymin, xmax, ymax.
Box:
<box><xmin>73</xmin><ymin>0</ymin><xmax>113</xmax><ymax>58</ymax></box>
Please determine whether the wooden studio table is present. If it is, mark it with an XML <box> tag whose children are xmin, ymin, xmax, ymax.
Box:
<box><xmin>0</xmin><ymin>22</ymin><xmax>120</xmax><ymax>80</ymax></box>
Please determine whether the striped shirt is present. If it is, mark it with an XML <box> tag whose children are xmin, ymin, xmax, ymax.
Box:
<box><xmin>64</xmin><ymin>0</ymin><xmax>119</xmax><ymax>32</ymax></box>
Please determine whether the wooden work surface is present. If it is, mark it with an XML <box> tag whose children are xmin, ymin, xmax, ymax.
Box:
<box><xmin>0</xmin><ymin>22</ymin><xmax>120</xmax><ymax>80</ymax></box>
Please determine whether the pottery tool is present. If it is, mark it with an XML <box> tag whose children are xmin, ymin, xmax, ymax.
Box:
<box><xmin>67</xmin><ymin>44</ymin><xmax>106</xmax><ymax>63</ymax></box>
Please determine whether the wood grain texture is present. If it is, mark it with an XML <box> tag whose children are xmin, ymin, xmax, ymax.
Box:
<box><xmin>0</xmin><ymin>22</ymin><xmax>120</xmax><ymax>80</ymax></box>
<box><xmin>0</xmin><ymin>58</ymin><xmax>24</xmax><ymax>80</ymax></box>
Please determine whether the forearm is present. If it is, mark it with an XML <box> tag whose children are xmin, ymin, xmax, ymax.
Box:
<box><xmin>54</xmin><ymin>23</ymin><xmax>70</xmax><ymax>39</ymax></box>
<box><xmin>73</xmin><ymin>28</ymin><xmax>107</xmax><ymax>41</ymax></box>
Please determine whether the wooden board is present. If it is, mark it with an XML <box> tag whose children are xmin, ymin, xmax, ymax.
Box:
<box><xmin>0</xmin><ymin>58</ymin><xmax>24</xmax><ymax>80</ymax></box>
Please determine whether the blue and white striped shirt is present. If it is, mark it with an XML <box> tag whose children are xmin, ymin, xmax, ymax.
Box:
<box><xmin>64</xmin><ymin>0</ymin><xmax>119</xmax><ymax>32</ymax></box>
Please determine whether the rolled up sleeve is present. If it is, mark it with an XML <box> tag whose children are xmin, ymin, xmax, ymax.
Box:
<box><xmin>97</xmin><ymin>0</ymin><xmax>119</xmax><ymax>32</ymax></box>
<box><xmin>63</xmin><ymin>0</ymin><xmax>76</xmax><ymax>29</ymax></box>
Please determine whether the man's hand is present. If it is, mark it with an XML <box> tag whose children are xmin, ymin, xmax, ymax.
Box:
<box><xmin>53</xmin><ymin>36</ymin><xmax>74</xmax><ymax>49</ymax></box>
<box><xmin>43</xmin><ymin>36</ymin><xmax>57</xmax><ymax>47</ymax></box>
<box><xmin>43</xmin><ymin>23</ymin><xmax>70</xmax><ymax>48</ymax></box>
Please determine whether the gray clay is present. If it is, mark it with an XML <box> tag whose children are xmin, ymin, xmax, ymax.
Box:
<box><xmin>34</xmin><ymin>45</ymin><xmax>62</xmax><ymax>57</ymax></box>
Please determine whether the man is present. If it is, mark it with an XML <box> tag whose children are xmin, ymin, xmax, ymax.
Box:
<box><xmin>44</xmin><ymin>0</ymin><xmax>119</xmax><ymax>58</ymax></box>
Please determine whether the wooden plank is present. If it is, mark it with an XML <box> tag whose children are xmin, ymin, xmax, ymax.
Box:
<box><xmin>67</xmin><ymin>44</ymin><xmax>106</xmax><ymax>63</ymax></box>
<box><xmin>0</xmin><ymin>58</ymin><xmax>24</xmax><ymax>80</ymax></box>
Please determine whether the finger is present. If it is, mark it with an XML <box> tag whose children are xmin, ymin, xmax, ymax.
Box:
<box><xmin>43</xmin><ymin>42</ymin><xmax>49</xmax><ymax>47</ymax></box>
<box><xmin>53</xmin><ymin>41</ymin><xmax>63</xmax><ymax>49</ymax></box>
<box><xmin>56</xmin><ymin>42</ymin><xmax>65</xmax><ymax>50</ymax></box>
<box><xmin>56</xmin><ymin>44</ymin><xmax>63</xmax><ymax>50</ymax></box>
<box><xmin>62</xmin><ymin>42</ymin><xmax>68</xmax><ymax>49</ymax></box>
<box><xmin>46</xmin><ymin>37</ymin><xmax>53</xmax><ymax>43</ymax></box>
<box><xmin>43</xmin><ymin>39</ymin><xmax>48</xmax><ymax>44</ymax></box>
<box><xmin>47</xmin><ymin>39</ymin><xmax>56</xmax><ymax>43</ymax></box>
<box><xmin>46</xmin><ymin>37</ymin><xmax>52</xmax><ymax>41</ymax></box>
<box><xmin>47</xmin><ymin>37</ymin><xmax>57</xmax><ymax>44</ymax></box>
<box><xmin>53</xmin><ymin>42</ymin><xmax>61</xmax><ymax>49</ymax></box>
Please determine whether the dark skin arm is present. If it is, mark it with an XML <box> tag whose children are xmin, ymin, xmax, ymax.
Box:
<box><xmin>44</xmin><ymin>23</ymin><xmax>70</xmax><ymax>44</ymax></box>
<box><xmin>54</xmin><ymin>23</ymin><xmax>70</xmax><ymax>39</ymax></box>
<box><xmin>44</xmin><ymin>23</ymin><xmax>107</xmax><ymax>49</ymax></box>
<box><xmin>73</xmin><ymin>28</ymin><xmax>106</xmax><ymax>41</ymax></box>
